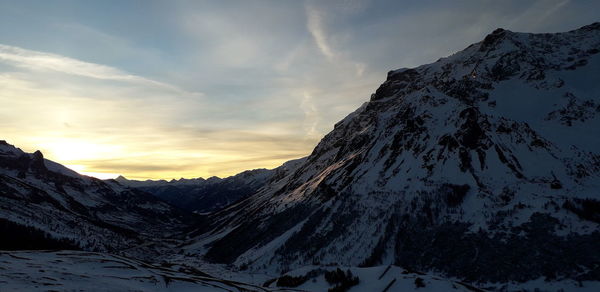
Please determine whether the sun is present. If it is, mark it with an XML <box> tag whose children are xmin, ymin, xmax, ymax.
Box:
<box><xmin>37</xmin><ymin>138</ymin><xmax>123</xmax><ymax>179</ymax></box>
<box><xmin>62</xmin><ymin>164</ymin><xmax>119</xmax><ymax>180</ymax></box>
<box><xmin>40</xmin><ymin>139</ymin><xmax>109</xmax><ymax>162</ymax></box>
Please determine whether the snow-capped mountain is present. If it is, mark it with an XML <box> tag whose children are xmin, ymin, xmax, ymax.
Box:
<box><xmin>188</xmin><ymin>23</ymin><xmax>600</xmax><ymax>283</ymax></box>
<box><xmin>0</xmin><ymin>140</ymin><xmax>197</xmax><ymax>259</ymax></box>
<box><xmin>116</xmin><ymin>167</ymin><xmax>278</xmax><ymax>213</ymax></box>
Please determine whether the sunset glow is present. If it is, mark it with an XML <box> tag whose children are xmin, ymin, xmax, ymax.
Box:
<box><xmin>1</xmin><ymin>0</ymin><xmax>596</xmax><ymax>179</ymax></box>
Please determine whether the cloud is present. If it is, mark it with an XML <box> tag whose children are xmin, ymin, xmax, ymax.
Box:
<box><xmin>0</xmin><ymin>44</ymin><xmax>195</xmax><ymax>95</ymax></box>
<box><xmin>304</xmin><ymin>2</ymin><xmax>367</xmax><ymax>78</ymax></box>
<box><xmin>300</xmin><ymin>91</ymin><xmax>320</xmax><ymax>139</ymax></box>
<box><xmin>0</xmin><ymin>43</ymin><xmax>315</xmax><ymax>179</ymax></box>
<box><xmin>506</xmin><ymin>0</ymin><xmax>572</xmax><ymax>31</ymax></box>
<box><xmin>306</xmin><ymin>4</ymin><xmax>335</xmax><ymax>60</ymax></box>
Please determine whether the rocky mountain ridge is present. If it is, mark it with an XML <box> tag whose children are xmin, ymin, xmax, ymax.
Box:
<box><xmin>0</xmin><ymin>140</ymin><xmax>196</xmax><ymax>259</ymax></box>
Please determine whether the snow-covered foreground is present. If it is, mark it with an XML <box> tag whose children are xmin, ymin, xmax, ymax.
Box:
<box><xmin>2</xmin><ymin>250</ymin><xmax>598</xmax><ymax>292</ymax></box>
<box><xmin>268</xmin><ymin>265</ymin><xmax>480</xmax><ymax>291</ymax></box>
<box><xmin>0</xmin><ymin>250</ymin><xmax>290</xmax><ymax>292</ymax></box>
<box><xmin>265</xmin><ymin>265</ymin><xmax>600</xmax><ymax>292</ymax></box>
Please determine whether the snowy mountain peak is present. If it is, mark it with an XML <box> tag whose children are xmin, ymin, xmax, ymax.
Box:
<box><xmin>190</xmin><ymin>23</ymin><xmax>600</xmax><ymax>283</ymax></box>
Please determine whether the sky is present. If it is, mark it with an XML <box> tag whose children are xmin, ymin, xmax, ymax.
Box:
<box><xmin>0</xmin><ymin>0</ymin><xmax>598</xmax><ymax>180</ymax></box>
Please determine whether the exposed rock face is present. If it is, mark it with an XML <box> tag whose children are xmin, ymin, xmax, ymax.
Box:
<box><xmin>189</xmin><ymin>23</ymin><xmax>600</xmax><ymax>283</ymax></box>
<box><xmin>29</xmin><ymin>150</ymin><xmax>47</xmax><ymax>172</ymax></box>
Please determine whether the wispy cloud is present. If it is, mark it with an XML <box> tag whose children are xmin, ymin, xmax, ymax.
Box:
<box><xmin>300</xmin><ymin>91</ymin><xmax>320</xmax><ymax>139</ymax></box>
<box><xmin>0</xmin><ymin>44</ymin><xmax>195</xmax><ymax>95</ymax></box>
<box><xmin>306</xmin><ymin>4</ymin><xmax>335</xmax><ymax>60</ymax></box>
<box><xmin>304</xmin><ymin>3</ymin><xmax>368</xmax><ymax>78</ymax></box>
<box><xmin>506</xmin><ymin>0</ymin><xmax>572</xmax><ymax>31</ymax></box>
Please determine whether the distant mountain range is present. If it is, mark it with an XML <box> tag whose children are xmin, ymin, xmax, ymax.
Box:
<box><xmin>115</xmin><ymin>159</ymin><xmax>304</xmax><ymax>213</ymax></box>
<box><xmin>2</xmin><ymin>22</ymin><xmax>600</xmax><ymax>291</ymax></box>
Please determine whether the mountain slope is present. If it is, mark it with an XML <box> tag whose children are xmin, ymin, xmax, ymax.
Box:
<box><xmin>188</xmin><ymin>23</ymin><xmax>600</xmax><ymax>283</ymax></box>
<box><xmin>0</xmin><ymin>140</ymin><xmax>197</xmax><ymax>259</ymax></box>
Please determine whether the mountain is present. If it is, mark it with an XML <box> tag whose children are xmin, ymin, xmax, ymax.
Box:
<box><xmin>0</xmin><ymin>140</ymin><xmax>197</xmax><ymax>259</ymax></box>
<box><xmin>186</xmin><ymin>23</ymin><xmax>600</xmax><ymax>283</ymax></box>
<box><xmin>116</xmin><ymin>158</ymin><xmax>305</xmax><ymax>213</ymax></box>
